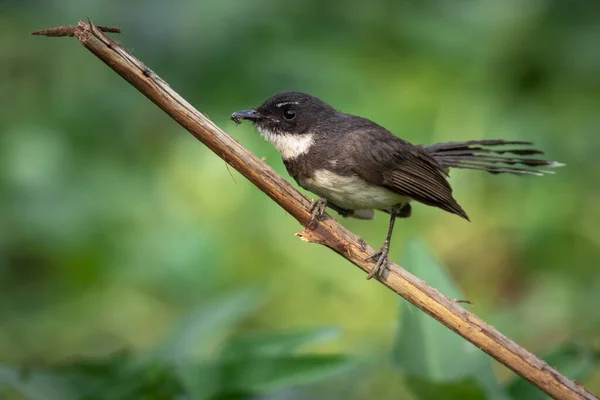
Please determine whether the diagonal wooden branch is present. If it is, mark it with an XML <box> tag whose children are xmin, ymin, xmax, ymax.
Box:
<box><xmin>34</xmin><ymin>21</ymin><xmax>598</xmax><ymax>400</ymax></box>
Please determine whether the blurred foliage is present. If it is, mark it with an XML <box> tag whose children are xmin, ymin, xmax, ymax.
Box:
<box><xmin>393</xmin><ymin>242</ymin><xmax>507</xmax><ymax>400</ymax></box>
<box><xmin>0</xmin><ymin>290</ymin><xmax>358</xmax><ymax>399</ymax></box>
<box><xmin>1</xmin><ymin>0</ymin><xmax>599</xmax><ymax>398</ymax></box>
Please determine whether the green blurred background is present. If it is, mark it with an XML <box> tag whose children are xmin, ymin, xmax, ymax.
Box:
<box><xmin>1</xmin><ymin>0</ymin><xmax>599</xmax><ymax>399</ymax></box>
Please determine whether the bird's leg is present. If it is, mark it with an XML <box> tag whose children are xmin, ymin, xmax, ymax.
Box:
<box><xmin>366</xmin><ymin>208</ymin><xmax>398</xmax><ymax>280</ymax></box>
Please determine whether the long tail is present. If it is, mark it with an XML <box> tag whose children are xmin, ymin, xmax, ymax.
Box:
<box><xmin>424</xmin><ymin>140</ymin><xmax>564</xmax><ymax>176</ymax></box>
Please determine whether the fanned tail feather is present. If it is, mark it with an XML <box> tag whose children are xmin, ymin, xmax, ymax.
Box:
<box><xmin>424</xmin><ymin>140</ymin><xmax>564</xmax><ymax>176</ymax></box>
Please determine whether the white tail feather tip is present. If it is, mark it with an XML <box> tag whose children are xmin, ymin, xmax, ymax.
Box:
<box><xmin>549</xmin><ymin>161</ymin><xmax>566</xmax><ymax>168</ymax></box>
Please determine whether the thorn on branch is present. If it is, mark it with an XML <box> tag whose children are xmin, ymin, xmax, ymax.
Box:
<box><xmin>225</xmin><ymin>163</ymin><xmax>237</xmax><ymax>184</ymax></box>
<box><xmin>31</xmin><ymin>25</ymin><xmax>121</xmax><ymax>37</ymax></box>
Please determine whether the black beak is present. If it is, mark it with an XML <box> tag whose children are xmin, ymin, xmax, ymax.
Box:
<box><xmin>231</xmin><ymin>109</ymin><xmax>262</xmax><ymax>125</ymax></box>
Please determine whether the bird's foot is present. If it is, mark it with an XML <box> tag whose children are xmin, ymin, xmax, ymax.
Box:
<box><xmin>358</xmin><ymin>237</ymin><xmax>368</xmax><ymax>252</ymax></box>
<box><xmin>308</xmin><ymin>198</ymin><xmax>328</xmax><ymax>229</ymax></box>
<box><xmin>366</xmin><ymin>241</ymin><xmax>390</xmax><ymax>280</ymax></box>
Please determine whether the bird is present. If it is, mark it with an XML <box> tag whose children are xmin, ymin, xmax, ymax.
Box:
<box><xmin>230</xmin><ymin>92</ymin><xmax>563</xmax><ymax>279</ymax></box>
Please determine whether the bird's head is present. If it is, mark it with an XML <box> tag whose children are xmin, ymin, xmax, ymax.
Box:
<box><xmin>231</xmin><ymin>92</ymin><xmax>336</xmax><ymax>159</ymax></box>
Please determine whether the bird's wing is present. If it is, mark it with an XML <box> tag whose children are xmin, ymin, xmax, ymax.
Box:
<box><xmin>344</xmin><ymin>126</ymin><xmax>469</xmax><ymax>220</ymax></box>
<box><xmin>382</xmin><ymin>152</ymin><xmax>469</xmax><ymax>220</ymax></box>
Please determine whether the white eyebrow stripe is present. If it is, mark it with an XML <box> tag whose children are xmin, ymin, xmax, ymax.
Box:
<box><xmin>275</xmin><ymin>101</ymin><xmax>300</xmax><ymax>108</ymax></box>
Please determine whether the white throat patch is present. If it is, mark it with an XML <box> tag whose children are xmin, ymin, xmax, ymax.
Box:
<box><xmin>256</xmin><ymin>126</ymin><xmax>314</xmax><ymax>160</ymax></box>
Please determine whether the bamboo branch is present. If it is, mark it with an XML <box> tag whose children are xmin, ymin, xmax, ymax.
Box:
<box><xmin>34</xmin><ymin>21</ymin><xmax>598</xmax><ymax>400</ymax></box>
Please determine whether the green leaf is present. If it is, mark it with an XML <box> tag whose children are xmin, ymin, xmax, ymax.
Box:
<box><xmin>173</xmin><ymin>362</ymin><xmax>219</xmax><ymax>400</ymax></box>
<box><xmin>181</xmin><ymin>327</ymin><xmax>345</xmax><ymax>399</ymax></box>
<box><xmin>506</xmin><ymin>343</ymin><xmax>599</xmax><ymax>400</ymax></box>
<box><xmin>221</xmin><ymin>327</ymin><xmax>341</xmax><ymax>358</ymax></box>
<box><xmin>179</xmin><ymin>355</ymin><xmax>358</xmax><ymax>397</ymax></box>
<box><xmin>0</xmin><ymin>366</ymin><xmax>80</xmax><ymax>400</ymax></box>
<box><xmin>220</xmin><ymin>355</ymin><xmax>358</xmax><ymax>393</ymax></box>
<box><xmin>150</xmin><ymin>290</ymin><xmax>263</xmax><ymax>363</ymax></box>
<box><xmin>406</xmin><ymin>376</ymin><xmax>487</xmax><ymax>400</ymax></box>
<box><xmin>0</xmin><ymin>354</ymin><xmax>184</xmax><ymax>400</ymax></box>
<box><xmin>393</xmin><ymin>240</ymin><xmax>508</xmax><ymax>400</ymax></box>
<box><xmin>207</xmin><ymin>391</ymin><xmax>256</xmax><ymax>400</ymax></box>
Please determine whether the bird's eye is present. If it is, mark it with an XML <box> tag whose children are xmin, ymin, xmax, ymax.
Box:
<box><xmin>283</xmin><ymin>108</ymin><xmax>296</xmax><ymax>120</ymax></box>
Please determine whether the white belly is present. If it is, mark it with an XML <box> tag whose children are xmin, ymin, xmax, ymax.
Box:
<box><xmin>301</xmin><ymin>169</ymin><xmax>408</xmax><ymax>210</ymax></box>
